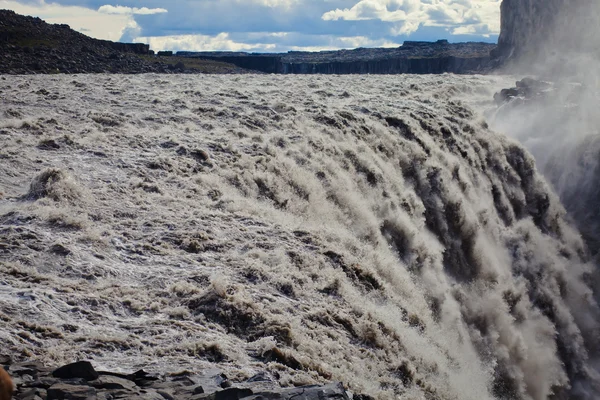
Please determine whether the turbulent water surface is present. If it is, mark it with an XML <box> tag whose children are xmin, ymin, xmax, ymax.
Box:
<box><xmin>1</xmin><ymin>74</ymin><xmax>599</xmax><ymax>400</ymax></box>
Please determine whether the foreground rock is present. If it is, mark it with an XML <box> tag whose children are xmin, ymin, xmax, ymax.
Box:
<box><xmin>2</xmin><ymin>358</ymin><xmax>352</xmax><ymax>400</ymax></box>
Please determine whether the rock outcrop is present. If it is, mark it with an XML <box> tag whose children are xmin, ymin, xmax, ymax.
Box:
<box><xmin>180</xmin><ymin>41</ymin><xmax>496</xmax><ymax>74</ymax></box>
<box><xmin>0</xmin><ymin>10</ymin><xmax>164</xmax><ymax>74</ymax></box>
<box><xmin>2</xmin><ymin>357</ymin><xmax>351</xmax><ymax>400</ymax></box>
<box><xmin>0</xmin><ymin>9</ymin><xmax>242</xmax><ymax>74</ymax></box>
<box><xmin>492</xmin><ymin>77</ymin><xmax>552</xmax><ymax>106</ymax></box>
<box><xmin>102</xmin><ymin>41</ymin><xmax>150</xmax><ymax>54</ymax></box>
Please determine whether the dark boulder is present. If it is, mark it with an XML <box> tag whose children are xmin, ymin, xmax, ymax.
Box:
<box><xmin>52</xmin><ymin>361</ymin><xmax>99</xmax><ymax>381</ymax></box>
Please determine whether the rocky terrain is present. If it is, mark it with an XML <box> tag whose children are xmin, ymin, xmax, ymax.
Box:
<box><xmin>180</xmin><ymin>40</ymin><xmax>496</xmax><ymax>74</ymax></box>
<box><xmin>0</xmin><ymin>10</ymin><xmax>241</xmax><ymax>74</ymax></box>
<box><xmin>2</xmin><ymin>358</ymin><xmax>350</xmax><ymax>400</ymax></box>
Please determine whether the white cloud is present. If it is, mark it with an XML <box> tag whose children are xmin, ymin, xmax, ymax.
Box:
<box><xmin>322</xmin><ymin>0</ymin><xmax>501</xmax><ymax>37</ymax></box>
<box><xmin>134</xmin><ymin>33</ymin><xmax>277</xmax><ymax>52</ymax></box>
<box><xmin>97</xmin><ymin>5</ymin><xmax>168</xmax><ymax>15</ymax></box>
<box><xmin>0</xmin><ymin>0</ymin><xmax>498</xmax><ymax>52</ymax></box>
<box><xmin>250</xmin><ymin>0</ymin><xmax>297</xmax><ymax>8</ymax></box>
<box><xmin>0</xmin><ymin>0</ymin><xmax>135</xmax><ymax>41</ymax></box>
<box><xmin>288</xmin><ymin>35</ymin><xmax>400</xmax><ymax>51</ymax></box>
<box><xmin>134</xmin><ymin>32</ymin><xmax>401</xmax><ymax>53</ymax></box>
<box><xmin>323</xmin><ymin>0</ymin><xmax>419</xmax><ymax>22</ymax></box>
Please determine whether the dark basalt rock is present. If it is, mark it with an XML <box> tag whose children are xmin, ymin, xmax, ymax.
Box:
<box><xmin>2</xmin><ymin>356</ymin><xmax>351</xmax><ymax>400</ymax></box>
<box><xmin>0</xmin><ymin>10</ymin><xmax>165</xmax><ymax>74</ymax></box>
<box><xmin>179</xmin><ymin>40</ymin><xmax>496</xmax><ymax>75</ymax></box>
<box><xmin>0</xmin><ymin>10</ymin><xmax>244</xmax><ymax>74</ymax></box>
<box><xmin>47</xmin><ymin>383</ymin><xmax>96</xmax><ymax>400</ymax></box>
<box><xmin>493</xmin><ymin>78</ymin><xmax>553</xmax><ymax>106</ymax></box>
<box><xmin>52</xmin><ymin>361</ymin><xmax>99</xmax><ymax>381</ymax></box>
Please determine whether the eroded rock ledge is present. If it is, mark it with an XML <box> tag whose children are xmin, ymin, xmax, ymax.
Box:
<box><xmin>2</xmin><ymin>357</ymin><xmax>353</xmax><ymax>400</ymax></box>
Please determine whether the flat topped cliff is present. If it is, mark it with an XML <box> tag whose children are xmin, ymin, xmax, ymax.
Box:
<box><xmin>180</xmin><ymin>40</ymin><xmax>496</xmax><ymax>74</ymax></box>
<box><xmin>0</xmin><ymin>9</ymin><xmax>241</xmax><ymax>74</ymax></box>
<box><xmin>185</xmin><ymin>40</ymin><xmax>494</xmax><ymax>63</ymax></box>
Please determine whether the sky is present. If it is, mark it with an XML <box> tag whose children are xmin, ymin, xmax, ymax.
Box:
<box><xmin>0</xmin><ymin>0</ymin><xmax>501</xmax><ymax>53</ymax></box>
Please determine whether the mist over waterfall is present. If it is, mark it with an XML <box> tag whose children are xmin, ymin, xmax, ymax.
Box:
<box><xmin>489</xmin><ymin>2</ymin><xmax>600</xmax><ymax>259</ymax></box>
<box><xmin>1</xmin><ymin>73</ymin><xmax>599</xmax><ymax>399</ymax></box>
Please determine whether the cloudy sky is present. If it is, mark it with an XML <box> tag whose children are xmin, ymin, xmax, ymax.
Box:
<box><xmin>0</xmin><ymin>0</ymin><xmax>501</xmax><ymax>52</ymax></box>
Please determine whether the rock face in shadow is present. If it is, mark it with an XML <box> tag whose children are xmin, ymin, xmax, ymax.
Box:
<box><xmin>180</xmin><ymin>41</ymin><xmax>496</xmax><ymax>74</ymax></box>
<box><xmin>492</xmin><ymin>0</ymin><xmax>600</xmax><ymax>70</ymax></box>
<box><xmin>492</xmin><ymin>0</ymin><xmax>562</xmax><ymax>63</ymax></box>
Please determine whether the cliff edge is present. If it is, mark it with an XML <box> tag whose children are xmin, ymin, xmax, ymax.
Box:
<box><xmin>181</xmin><ymin>40</ymin><xmax>496</xmax><ymax>75</ymax></box>
<box><xmin>0</xmin><ymin>9</ymin><xmax>242</xmax><ymax>74</ymax></box>
<box><xmin>492</xmin><ymin>0</ymin><xmax>599</xmax><ymax>73</ymax></box>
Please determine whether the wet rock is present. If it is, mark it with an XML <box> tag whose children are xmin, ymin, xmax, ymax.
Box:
<box><xmin>47</xmin><ymin>383</ymin><xmax>96</xmax><ymax>399</ymax></box>
<box><xmin>16</xmin><ymin>387</ymin><xmax>46</xmax><ymax>400</ymax></box>
<box><xmin>193</xmin><ymin>385</ymin><xmax>205</xmax><ymax>394</ymax></box>
<box><xmin>494</xmin><ymin>87</ymin><xmax>520</xmax><ymax>104</ymax></box>
<box><xmin>176</xmin><ymin>146</ymin><xmax>188</xmax><ymax>156</ymax></box>
<box><xmin>37</xmin><ymin>139</ymin><xmax>60</xmax><ymax>150</ymax></box>
<box><xmin>52</xmin><ymin>361</ymin><xmax>99</xmax><ymax>381</ymax></box>
<box><xmin>247</xmin><ymin>372</ymin><xmax>274</xmax><ymax>383</ymax></box>
<box><xmin>192</xmin><ymin>387</ymin><xmax>254</xmax><ymax>400</ymax></box>
<box><xmin>352</xmin><ymin>394</ymin><xmax>375</xmax><ymax>400</ymax></box>
<box><xmin>10</xmin><ymin>362</ymin><xmax>50</xmax><ymax>377</ymax></box>
<box><xmin>23</xmin><ymin>377</ymin><xmax>59</xmax><ymax>389</ymax></box>
<box><xmin>493</xmin><ymin>77</ymin><xmax>553</xmax><ymax>106</ymax></box>
<box><xmin>160</xmin><ymin>140</ymin><xmax>179</xmax><ymax>149</ymax></box>
<box><xmin>8</xmin><ymin>359</ymin><xmax>351</xmax><ymax>400</ymax></box>
<box><xmin>124</xmin><ymin>369</ymin><xmax>160</xmax><ymax>387</ymax></box>
<box><xmin>156</xmin><ymin>390</ymin><xmax>175</xmax><ymax>400</ymax></box>
<box><xmin>190</xmin><ymin>149</ymin><xmax>213</xmax><ymax>167</ymax></box>
<box><xmin>49</xmin><ymin>243</ymin><xmax>71</xmax><ymax>256</ymax></box>
<box><xmin>215</xmin><ymin>387</ymin><xmax>253</xmax><ymax>400</ymax></box>
<box><xmin>279</xmin><ymin>383</ymin><xmax>349</xmax><ymax>400</ymax></box>
<box><xmin>89</xmin><ymin>376</ymin><xmax>137</xmax><ymax>391</ymax></box>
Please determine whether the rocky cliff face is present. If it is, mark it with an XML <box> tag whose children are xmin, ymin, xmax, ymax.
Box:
<box><xmin>182</xmin><ymin>41</ymin><xmax>496</xmax><ymax>75</ymax></box>
<box><xmin>493</xmin><ymin>0</ymin><xmax>600</xmax><ymax>71</ymax></box>
<box><xmin>493</xmin><ymin>0</ymin><xmax>561</xmax><ymax>61</ymax></box>
<box><xmin>280</xmin><ymin>55</ymin><xmax>490</xmax><ymax>74</ymax></box>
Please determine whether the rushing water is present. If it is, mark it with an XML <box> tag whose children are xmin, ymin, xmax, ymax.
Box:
<box><xmin>0</xmin><ymin>74</ymin><xmax>599</xmax><ymax>400</ymax></box>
